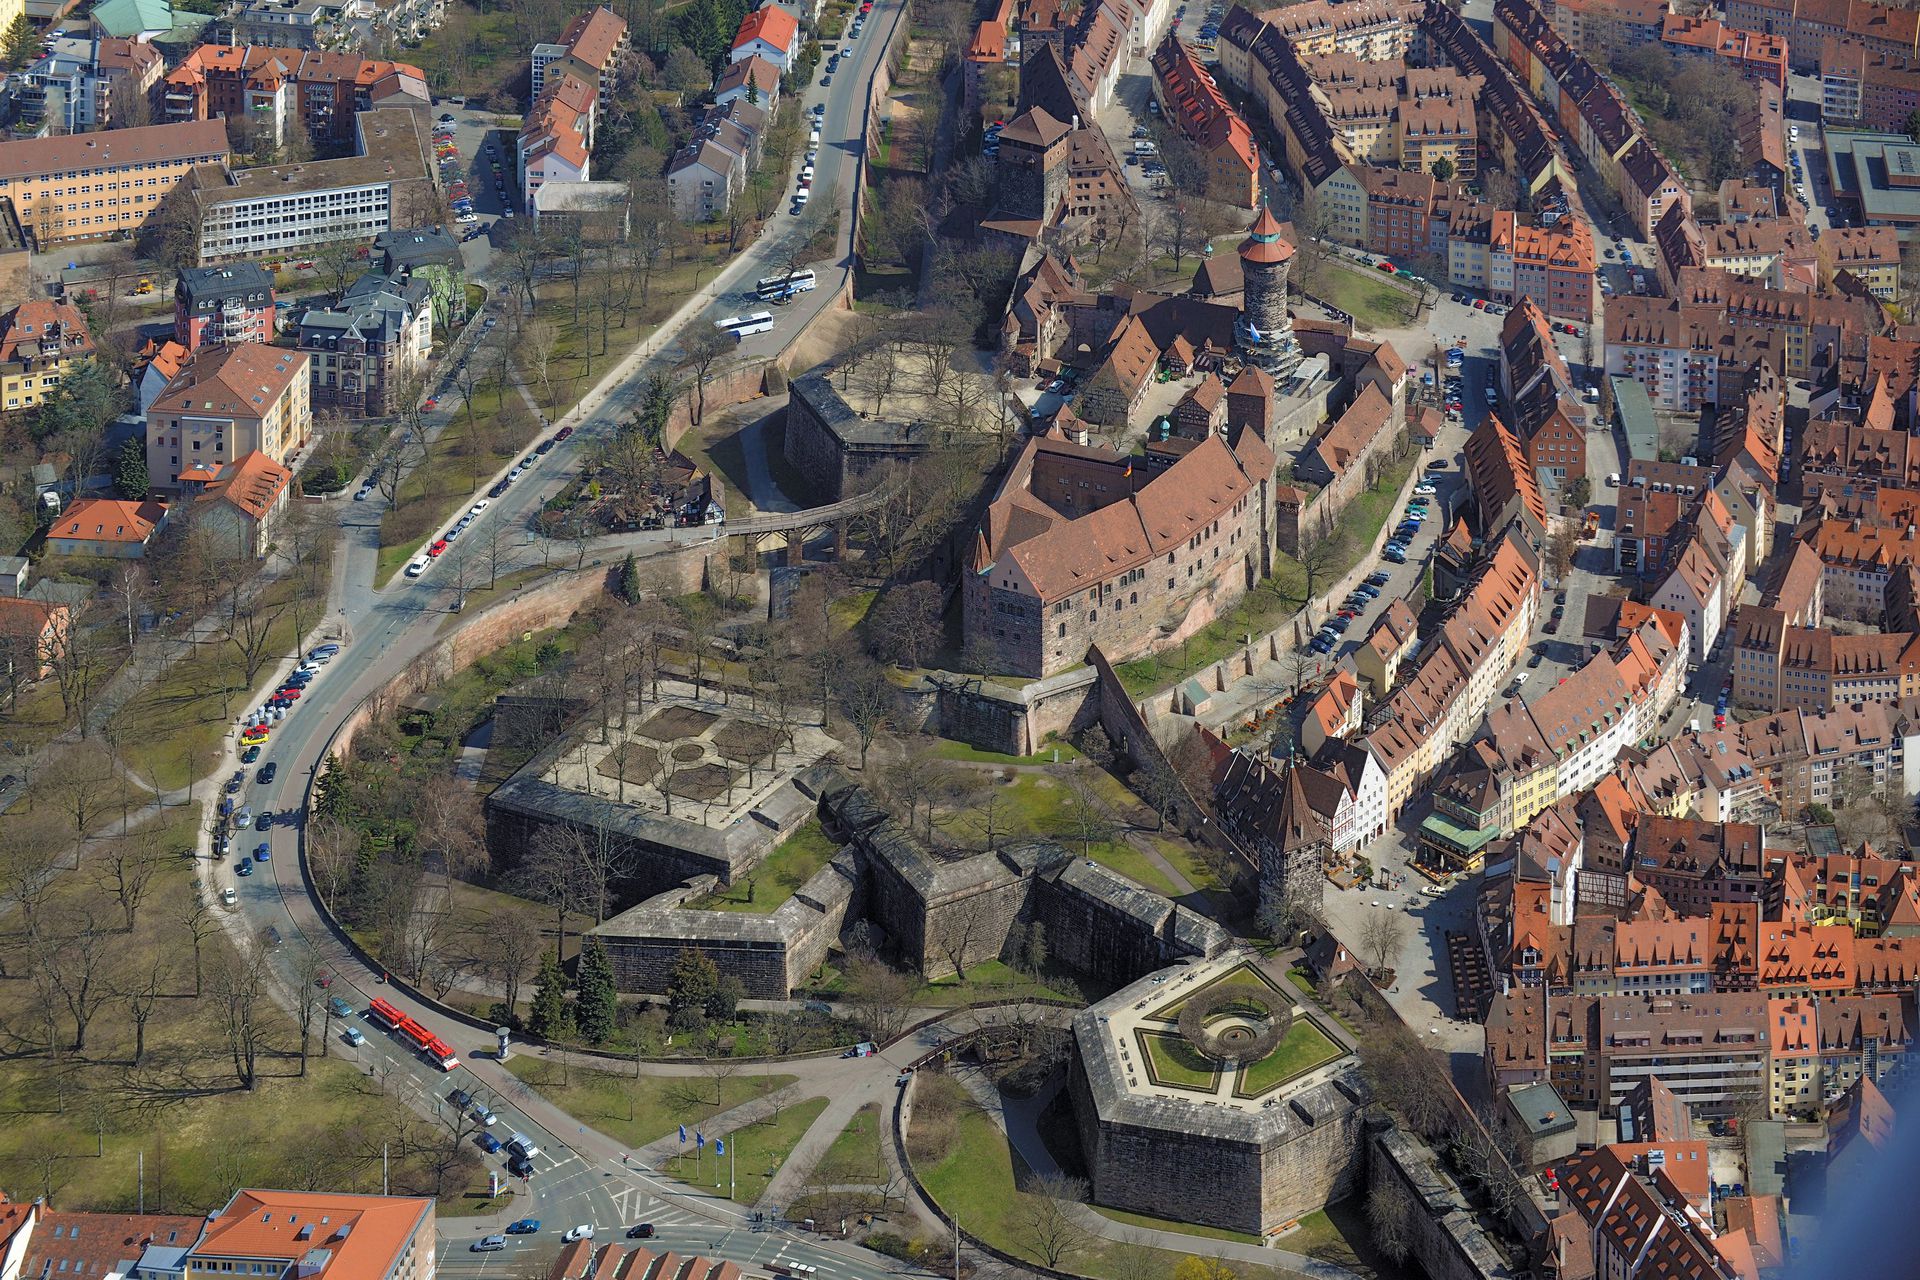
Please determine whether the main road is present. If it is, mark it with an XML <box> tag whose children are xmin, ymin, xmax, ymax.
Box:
<box><xmin>213</xmin><ymin>0</ymin><xmax>935</xmax><ymax>1269</ymax></box>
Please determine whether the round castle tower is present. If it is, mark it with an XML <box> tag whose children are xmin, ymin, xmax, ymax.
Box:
<box><xmin>1235</xmin><ymin>203</ymin><xmax>1301</xmax><ymax>377</ymax></box>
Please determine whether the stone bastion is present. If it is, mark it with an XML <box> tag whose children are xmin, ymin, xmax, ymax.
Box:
<box><xmin>1068</xmin><ymin>950</ymin><xmax>1369</xmax><ymax>1235</ymax></box>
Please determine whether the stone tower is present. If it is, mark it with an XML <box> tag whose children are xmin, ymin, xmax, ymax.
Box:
<box><xmin>1236</xmin><ymin>203</ymin><xmax>1301</xmax><ymax>377</ymax></box>
<box><xmin>1257</xmin><ymin>758</ymin><xmax>1327</xmax><ymax>939</ymax></box>
<box><xmin>994</xmin><ymin>107</ymin><xmax>1072</xmax><ymax>225</ymax></box>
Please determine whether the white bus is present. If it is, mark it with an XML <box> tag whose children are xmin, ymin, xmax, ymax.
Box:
<box><xmin>756</xmin><ymin>268</ymin><xmax>818</xmax><ymax>301</ymax></box>
<box><xmin>716</xmin><ymin>311</ymin><xmax>776</xmax><ymax>338</ymax></box>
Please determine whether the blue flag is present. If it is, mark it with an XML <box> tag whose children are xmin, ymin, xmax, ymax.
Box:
<box><xmin>715</xmin><ymin>1139</ymin><xmax>725</xmax><ymax>1156</ymax></box>
<box><xmin>678</xmin><ymin>1124</ymin><xmax>687</xmax><ymax>1144</ymax></box>
<box><xmin>696</xmin><ymin>1131</ymin><xmax>705</xmax><ymax>1150</ymax></box>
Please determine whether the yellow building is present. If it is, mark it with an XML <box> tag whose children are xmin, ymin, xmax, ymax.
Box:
<box><xmin>0</xmin><ymin>300</ymin><xmax>95</xmax><ymax>415</ymax></box>
<box><xmin>146</xmin><ymin>343</ymin><xmax>310</xmax><ymax>489</ymax></box>
<box><xmin>0</xmin><ymin>119</ymin><xmax>228</xmax><ymax>248</ymax></box>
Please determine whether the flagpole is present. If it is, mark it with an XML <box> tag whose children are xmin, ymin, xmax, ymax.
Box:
<box><xmin>729</xmin><ymin>1139</ymin><xmax>736</xmax><ymax>1199</ymax></box>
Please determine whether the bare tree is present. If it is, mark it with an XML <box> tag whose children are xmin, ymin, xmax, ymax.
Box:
<box><xmin>96</xmin><ymin>829</ymin><xmax>165</xmax><ymax>931</ymax></box>
<box><xmin>843</xmin><ymin>953</ymin><xmax>918</xmax><ymax>1044</ymax></box>
<box><xmin>1357</xmin><ymin>907</ymin><xmax>1409</xmax><ymax>978</ymax></box>
<box><xmin>118</xmin><ymin>955</ymin><xmax>168</xmax><ymax>1067</ymax></box>
<box><xmin>1049</xmin><ymin>767</ymin><xmax>1116</xmax><ymax>856</ymax></box>
<box><xmin>677</xmin><ymin>324</ymin><xmax>734</xmax><ymax>427</ymax></box>
<box><xmin>176</xmin><ymin>895</ymin><xmax>218</xmax><ymax>997</ymax></box>
<box><xmin>1366</xmin><ymin>1176</ymin><xmax>1414</xmax><ymax>1263</ymax></box>
<box><xmin>209</xmin><ymin>942</ymin><xmax>269</xmax><ymax>1087</ymax></box>
<box><xmin>40</xmin><ymin>922</ymin><xmax>114</xmax><ymax>1051</ymax></box>
<box><xmin>836</xmin><ymin>658</ymin><xmax>898</xmax><ymax>770</ymax></box>
<box><xmin>1008</xmin><ymin>1172</ymin><xmax>1096</xmax><ymax>1269</ymax></box>
<box><xmin>222</xmin><ymin>587</ymin><xmax>286</xmax><ymax>707</ymax></box>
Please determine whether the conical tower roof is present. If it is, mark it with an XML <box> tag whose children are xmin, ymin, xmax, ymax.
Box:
<box><xmin>1239</xmin><ymin>203</ymin><xmax>1295</xmax><ymax>265</ymax></box>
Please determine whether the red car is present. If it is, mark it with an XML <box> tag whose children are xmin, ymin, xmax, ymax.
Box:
<box><xmin>1474</xmin><ymin>299</ymin><xmax>1487</xmax><ymax>309</ymax></box>
<box><xmin>423</xmin><ymin>397</ymin><xmax>438</xmax><ymax>410</ymax></box>
<box><xmin>555</xmin><ymin>425</ymin><xmax>574</xmax><ymax>440</ymax></box>
<box><xmin>428</xmin><ymin>539</ymin><xmax>448</xmax><ymax>557</ymax></box>
<box><xmin>296</xmin><ymin>260</ymin><xmax>314</xmax><ymax>270</ymax></box>
<box><xmin>1376</xmin><ymin>260</ymin><xmax>1396</xmax><ymax>273</ymax></box>
<box><xmin>277</xmin><ymin>686</ymin><xmax>303</xmax><ymax>700</ymax></box>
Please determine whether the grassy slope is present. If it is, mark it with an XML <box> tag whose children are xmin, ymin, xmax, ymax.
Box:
<box><xmin>502</xmin><ymin>1056</ymin><xmax>799</xmax><ymax>1149</ymax></box>
<box><xmin>687</xmin><ymin>821</ymin><xmax>841</xmax><ymax>914</ymax></box>
<box><xmin>657</xmin><ymin>1096</ymin><xmax>829</xmax><ymax>1203</ymax></box>
<box><xmin>0</xmin><ymin>810</ymin><xmax>458</xmax><ymax>1213</ymax></box>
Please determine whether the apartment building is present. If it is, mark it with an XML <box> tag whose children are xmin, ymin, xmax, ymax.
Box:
<box><xmin>1588</xmin><ymin>993</ymin><xmax>1771</xmax><ymax>1114</ymax></box>
<box><xmin>519</xmin><ymin>70</ymin><xmax>595</xmax><ymax>212</ymax></box>
<box><xmin>229</xmin><ymin>0</ymin><xmax>355</xmax><ymax>50</ymax></box>
<box><xmin>1819</xmin><ymin>37</ymin><xmax>1920</xmax><ymax>129</ymax></box>
<box><xmin>163</xmin><ymin>46</ymin><xmax>430</xmax><ymax>152</ymax></box>
<box><xmin>146</xmin><ymin>343</ymin><xmax>310</xmax><ymax>489</ymax></box>
<box><xmin>185</xmin><ymin>1190</ymin><xmax>435</xmax><ymax>1279</ymax></box>
<box><xmin>0</xmin><ymin>118</ymin><xmax>229</xmax><ymax>248</ymax></box>
<box><xmin>1727</xmin><ymin>0</ymin><xmax>1920</xmax><ymax>72</ymax></box>
<box><xmin>1149</xmin><ymin>34</ymin><xmax>1259</xmax><ymax>207</ymax></box>
<box><xmin>1558</xmin><ymin>1142</ymin><xmax>1770</xmax><ymax>1278</ymax></box>
<box><xmin>1734</xmin><ymin>700</ymin><xmax>1898</xmax><ymax>817</ymax></box>
<box><xmin>1778</xmin><ymin>848</ymin><xmax>1920</xmax><ymax>933</ymax></box>
<box><xmin>1475</xmin><ymin>616</ymin><xmax>1686</xmax><ymax>832</ymax></box>
<box><xmin>1732</xmin><ymin>614</ymin><xmax>1920</xmax><ymax>714</ymax></box>
<box><xmin>175</xmin><ymin>263</ymin><xmax>276</xmax><ymax>351</ymax></box>
<box><xmin>1548</xmin><ymin>0</ymin><xmax>1668</xmax><ymax>57</ymax></box>
<box><xmin>297</xmin><ymin>268</ymin><xmax>432</xmax><ymax>417</ymax></box>
<box><xmin>6</xmin><ymin>35</ymin><xmax>164</xmax><ymax>134</ymax></box>
<box><xmin>730</xmin><ymin>4</ymin><xmax>801</xmax><ymax>70</ymax></box>
<box><xmin>531</xmin><ymin>5</ymin><xmax>630</xmax><ymax>98</ymax></box>
<box><xmin>1631</xmin><ymin>817</ymin><xmax>1771</xmax><ymax>915</ymax></box>
<box><xmin>183</xmin><ymin>109</ymin><xmax>434</xmax><ymax>263</ymax></box>
<box><xmin>1494</xmin><ymin>210</ymin><xmax>1597</xmax><ymax>322</ymax></box>
<box><xmin>0</xmin><ymin>299</ymin><xmax>94</xmax><ymax>415</ymax></box>
<box><xmin>1823</xmin><ymin>224</ymin><xmax>1902</xmax><ymax>298</ymax></box>
<box><xmin>1363</xmin><ymin>531</ymin><xmax>1540</xmax><ymax>825</ymax></box>
<box><xmin>1660</xmin><ymin>14</ymin><xmax>1789</xmax><ymax>90</ymax></box>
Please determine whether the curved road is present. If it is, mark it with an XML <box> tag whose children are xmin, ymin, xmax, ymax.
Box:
<box><xmin>207</xmin><ymin>0</ymin><xmax>927</xmax><ymax>1269</ymax></box>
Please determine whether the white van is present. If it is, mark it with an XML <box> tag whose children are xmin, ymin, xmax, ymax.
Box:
<box><xmin>800</xmin><ymin>164</ymin><xmax>814</xmax><ymax>182</ymax></box>
<box><xmin>404</xmin><ymin>555</ymin><xmax>431</xmax><ymax>577</ymax></box>
<box><xmin>809</xmin><ymin>129</ymin><xmax>821</xmax><ymax>146</ymax></box>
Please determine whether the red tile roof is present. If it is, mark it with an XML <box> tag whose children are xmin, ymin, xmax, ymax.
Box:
<box><xmin>733</xmin><ymin>5</ymin><xmax>799</xmax><ymax>55</ymax></box>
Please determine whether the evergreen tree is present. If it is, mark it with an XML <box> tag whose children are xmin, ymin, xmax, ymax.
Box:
<box><xmin>638</xmin><ymin>372</ymin><xmax>675</xmax><ymax>442</ymax></box>
<box><xmin>115</xmin><ymin>437</ymin><xmax>149</xmax><ymax>499</ymax></box>
<box><xmin>667</xmin><ymin>947</ymin><xmax>720</xmax><ymax>1031</ymax></box>
<box><xmin>576</xmin><ymin>938</ymin><xmax>618</xmax><ymax>1044</ymax></box>
<box><xmin>619</xmin><ymin>552</ymin><xmax>642</xmax><ymax>604</ymax></box>
<box><xmin>528</xmin><ymin>949</ymin><xmax>571</xmax><ymax>1040</ymax></box>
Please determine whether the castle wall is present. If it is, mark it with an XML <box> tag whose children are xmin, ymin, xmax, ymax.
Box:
<box><xmin>784</xmin><ymin>389</ymin><xmax>850</xmax><ymax>500</ymax></box>
<box><xmin>593</xmin><ymin>852</ymin><xmax>860</xmax><ymax>998</ymax></box>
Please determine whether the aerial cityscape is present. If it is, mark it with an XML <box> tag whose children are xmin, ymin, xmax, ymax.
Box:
<box><xmin>0</xmin><ymin>0</ymin><xmax>1911</xmax><ymax>1273</ymax></box>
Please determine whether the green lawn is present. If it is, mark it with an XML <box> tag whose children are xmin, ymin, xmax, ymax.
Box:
<box><xmin>687</xmin><ymin>821</ymin><xmax>843</xmax><ymax>913</ymax></box>
<box><xmin>931</xmin><ymin>739</ymin><xmax>1081</xmax><ymax>766</ymax></box>
<box><xmin>1234</xmin><ymin>1019</ymin><xmax>1343</xmax><ymax>1097</ymax></box>
<box><xmin>915</xmin><ymin>958</ymin><xmax>1084</xmax><ymax>1007</ymax></box>
<box><xmin>814</xmin><ymin>1102</ymin><xmax>887</xmax><ymax>1184</ymax></box>
<box><xmin>658</xmin><ymin>1096</ymin><xmax>829</xmax><ymax>1203</ymax></box>
<box><xmin>1279</xmin><ymin>1200</ymin><xmax>1422</xmax><ymax>1279</ymax></box>
<box><xmin>1083</xmin><ymin>840</ymin><xmax>1181</xmax><ymax>897</ymax></box>
<box><xmin>1090</xmin><ymin>1205</ymin><xmax>1263</xmax><ymax>1246</ymax></box>
<box><xmin>1138</xmin><ymin>1031</ymin><xmax>1221</xmax><ymax>1090</ymax></box>
<box><xmin>1315</xmin><ymin>262</ymin><xmax>1419</xmax><ymax>330</ymax></box>
<box><xmin>912</xmin><ymin>1076</ymin><xmax>1299</xmax><ymax>1280</ymax></box>
<box><xmin>503</xmin><ymin>1057</ymin><xmax>799</xmax><ymax>1148</ymax></box>
<box><xmin>110</xmin><ymin>556</ymin><xmax>333</xmax><ymax>792</ymax></box>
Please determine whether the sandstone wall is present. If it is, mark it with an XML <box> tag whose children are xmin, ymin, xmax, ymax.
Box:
<box><xmin>594</xmin><ymin>852</ymin><xmax>860</xmax><ymax>999</ymax></box>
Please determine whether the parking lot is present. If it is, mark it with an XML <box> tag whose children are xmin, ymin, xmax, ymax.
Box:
<box><xmin>431</xmin><ymin>102</ymin><xmax>519</xmax><ymax>275</ymax></box>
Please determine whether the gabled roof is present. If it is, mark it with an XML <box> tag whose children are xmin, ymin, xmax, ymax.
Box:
<box><xmin>733</xmin><ymin>4</ymin><xmax>800</xmax><ymax>54</ymax></box>
<box><xmin>198</xmin><ymin>450</ymin><xmax>291</xmax><ymax>523</ymax></box>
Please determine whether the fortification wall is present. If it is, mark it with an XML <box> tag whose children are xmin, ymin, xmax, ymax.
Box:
<box><xmin>594</xmin><ymin>853</ymin><xmax>861</xmax><ymax>999</ymax></box>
